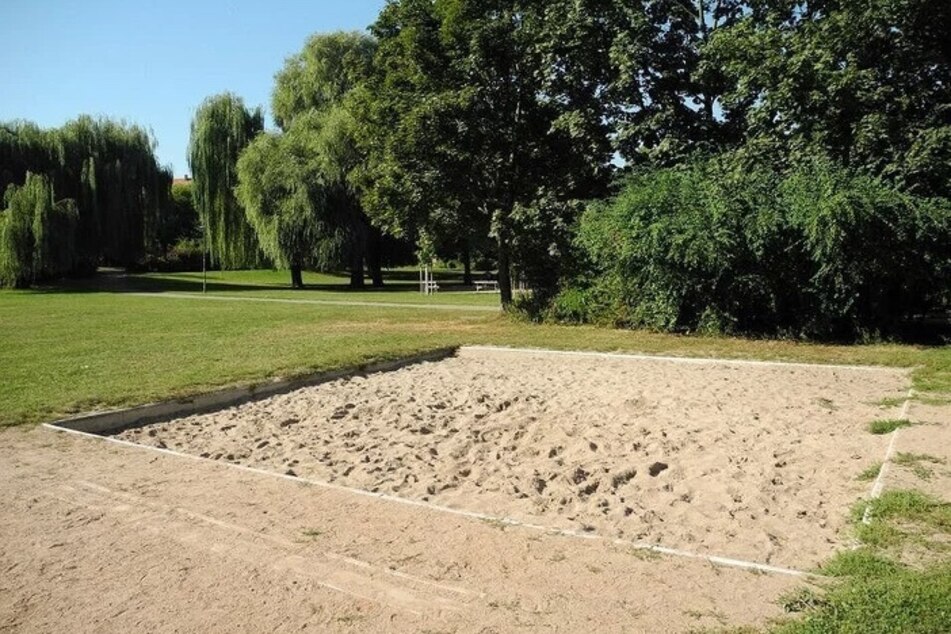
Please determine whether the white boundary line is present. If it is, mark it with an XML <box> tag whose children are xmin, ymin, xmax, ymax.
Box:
<box><xmin>460</xmin><ymin>345</ymin><xmax>911</xmax><ymax>373</ymax></box>
<box><xmin>128</xmin><ymin>292</ymin><xmax>500</xmax><ymax>313</ymax></box>
<box><xmin>861</xmin><ymin>390</ymin><xmax>915</xmax><ymax>525</ymax></box>
<box><xmin>42</xmin><ymin>422</ymin><xmax>817</xmax><ymax>579</ymax></box>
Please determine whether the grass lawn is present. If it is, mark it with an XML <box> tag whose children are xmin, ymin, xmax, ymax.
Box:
<box><xmin>1</xmin><ymin>267</ymin><xmax>949</xmax><ymax>427</ymax></box>
<box><xmin>2</xmin><ymin>267</ymin><xmax>949</xmax><ymax>634</ymax></box>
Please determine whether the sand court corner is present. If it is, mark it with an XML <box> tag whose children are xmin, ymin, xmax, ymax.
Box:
<box><xmin>50</xmin><ymin>346</ymin><xmax>911</xmax><ymax>573</ymax></box>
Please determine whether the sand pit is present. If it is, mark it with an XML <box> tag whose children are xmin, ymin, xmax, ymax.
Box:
<box><xmin>115</xmin><ymin>346</ymin><xmax>909</xmax><ymax>569</ymax></box>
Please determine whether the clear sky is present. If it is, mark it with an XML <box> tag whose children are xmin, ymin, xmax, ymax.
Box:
<box><xmin>0</xmin><ymin>0</ymin><xmax>386</xmax><ymax>177</ymax></box>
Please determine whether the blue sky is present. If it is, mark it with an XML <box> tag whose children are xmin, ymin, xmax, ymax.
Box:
<box><xmin>1</xmin><ymin>0</ymin><xmax>386</xmax><ymax>177</ymax></box>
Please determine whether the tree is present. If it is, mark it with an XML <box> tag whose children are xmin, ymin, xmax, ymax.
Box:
<box><xmin>188</xmin><ymin>93</ymin><xmax>265</xmax><ymax>269</ymax></box>
<box><xmin>154</xmin><ymin>180</ymin><xmax>200</xmax><ymax>253</ymax></box>
<box><xmin>360</xmin><ymin>0</ymin><xmax>617</xmax><ymax>305</ymax></box>
<box><xmin>0</xmin><ymin>117</ymin><xmax>171</xmax><ymax>279</ymax></box>
<box><xmin>0</xmin><ymin>173</ymin><xmax>78</xmax><ymax>288</ymax></box>
<box><xmin>270</xmin><ymin>32</ymin><xmax>383</xmax><ymax>288</ymax></box>
<box><xmin>235</xmin><ymin>111</ymin><xmax>361</xmax><ymax>288</ymax></box>
<box><xmin>705</xmin><ymin>0</ymin><xmax>951</xmax><ymax>194</ymax></box>
<box><xmin>608</xmin><ymin>0</ymin><xmax>748</xmax><ymax>165</ymax></box>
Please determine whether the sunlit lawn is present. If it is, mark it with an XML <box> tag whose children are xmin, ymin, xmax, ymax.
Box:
<box><xmin>1</xmin><ymin>267</ymin><xmax>948</xmax><ymax>426</ymax></box>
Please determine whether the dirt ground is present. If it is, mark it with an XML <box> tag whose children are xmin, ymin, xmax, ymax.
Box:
<box><xmin>0</xmin><ymin>349</ymin><xmax>927</xmax><ymax>633</ymax></box>
<box><xmin>1</xmin><ymin>425</ymin><xmax>805</xmax><ymax>633</ymax></box>
<box><xmin>117</xmin><ymin>348</ymin><xmax>908</xmax><ymax>568</ymax></box>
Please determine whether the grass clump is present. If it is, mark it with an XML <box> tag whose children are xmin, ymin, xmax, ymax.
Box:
<box><xmin>771</xmin><ymin>563</ymin><xmax>951</xmax><ymax>634</ymax></box>
<box><xmin>852</xmin><ymin>490</ymin><xmax>951</xmax><ymax>549</ymax></box>
<box><xmin>857</xmin><ymin>462</ymin><xmax>882</xmax><ymax>481</ymax></box>
<box><xmin>768</xmin><ymin>493</ymin><xmax>951</xmax><ymax>633</ymax></box>
<box><xmin>893</xmin><ymin>452</ymin><xmax>946</xmax><ymax>481</ymax></box>
<box><xmin>867</xmin><ymin>418</ymin><xmax>914</xmax><ymax>434</ymax></box>
<box><xmin>816</xmin><ymin>548</ymin><xmax>900</xmax><ymax>578</ymax></box>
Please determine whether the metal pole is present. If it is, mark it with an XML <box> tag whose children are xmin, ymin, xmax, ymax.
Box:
<box><xmin>202</xmin><ymin>222</ymin><xmax>207</xmax><ymax>294</ymax></box>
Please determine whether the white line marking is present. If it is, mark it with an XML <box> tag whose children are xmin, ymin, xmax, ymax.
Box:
<box><xmin>128</xmin><ymin>292</ymin><xmax>500</xmax><ymax>312</ymax></box>
<box><xmin>862</xmin><ymin>390</ymin><xmax>914</xmax><ymax>525</ymax></box>
<box><xmin>43</xmin><ymin>422</ymin><xmax>817</xmax><ymax>578</ymax></box>
<box><xmin>461</xmin><ymin>345</ymin><xmax>911</xmax><ymax>373</ymax></box>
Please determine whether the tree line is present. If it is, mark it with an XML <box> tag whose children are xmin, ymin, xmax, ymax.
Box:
<box><xmin>0</xmin><ymin>117</ymin><xmax>172</xmax><ymax>287</ymax></box>
<box><xmin>3</xmin><ymin>0</ymin><xmax>949</xmax><ymax>338</ymax></box>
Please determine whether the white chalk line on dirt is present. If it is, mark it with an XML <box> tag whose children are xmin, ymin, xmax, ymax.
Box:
<box><xmin>128</xmin><ymin>292</ymin><xmax>500</xmax><ymax>312</ymax></box>
<box><xmin>43</xmin><ymin>423</ymin><xmax>817</xmax><ymax>579</ymax></box>
<box><xmin>462</xmin><ymin>345</ymin><xmax>912</xmax><ymax>373</ymax></box>
<box><xmin>861</xmin><ymin>390</ymin><xmax>915</xmax><ymax>525</ymax></box>
<box><xmin>59</xmin><ymin>479</ymin><xmax>480</xmax><ymax>611</ymax></box>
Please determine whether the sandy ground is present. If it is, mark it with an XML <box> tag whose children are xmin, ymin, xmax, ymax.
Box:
<box><xmin>881</xmin><ymin>402</ymin><xmax>951</xmax><ymax>509</ymax></box>
<box><xmin>116</xmin><ymin>348</ymin><xmax>909</xmax><ymax>568</ymax></box>
<box><xmin>0</xmin><ymin>425</ymin><xmax>807</xmax><ymax>633</ymax></box>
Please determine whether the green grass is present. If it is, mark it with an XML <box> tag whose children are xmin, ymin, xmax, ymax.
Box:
<box><xmin>893</xmin><ymin>452</ymin><xmax>946</xmax><ymax>481</ymax></box>
<box><xmin>850</xmin><ymin>490</ymin><xmax>951</xmax><ymax>550</ymax></box>
<box><xmin>771</xmin><ymin>563</ymin><xmax>951</xmax><ymax>634</ymax></box>
<box><xmin>2</xmin><ymin>267</ymin><xmax>950</xmax><ymax>631</ymax></box>
<box><xmin>763</xmin><ymin>494</ymin><xmax>951</xmax><ymax>634</ymax></box>
<box><xmin>1</xmin><ymin>268</ymin><xmax>949</xmax><ymax>426</ymax></box>
<box><xmin>856</xmin><ymin>462</ymin><xmax>883</xmax><ymax>481</ymax></box>
<box><xmin>867</xmin><ymin>418</ymin><xmax>915</xmax><ymax>435</ymax></box>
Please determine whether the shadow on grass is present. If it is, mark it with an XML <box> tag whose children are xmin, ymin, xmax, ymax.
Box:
<box><xmin>29</xmin><ymin>268</ymin><xmax>485</xmax><ymax>297</ymax></box>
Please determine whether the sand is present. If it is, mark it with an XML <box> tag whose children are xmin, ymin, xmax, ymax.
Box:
<box><xmin>116</xmin><ymin>347</ymin><xmax>910</xmax><ymax>568</ymax></box>
<box><xmin>1</xmin><ymin>425</ymin><xmax>806</xmax><ymax>633</ymax></box>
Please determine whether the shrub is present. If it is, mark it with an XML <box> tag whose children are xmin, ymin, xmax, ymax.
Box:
<box><xmin>0</xmin><ymin>173</ymin><xmax>79</xmax><ymax>288</ymax></box>
<box><xmin>556</xmin><ymin>156</ymin><xmax>951</xmax><ymax>339</ymax></box>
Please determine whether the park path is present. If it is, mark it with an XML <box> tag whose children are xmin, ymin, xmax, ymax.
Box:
<box><xmin>0</xmin><ymin>426</ymin><xmax>799</xmax><ymax>633</ymax></box>
<box><xmin>128</xmin><ymin>291</ymin><xmax>502</xmax><ymax>312</ymax></box>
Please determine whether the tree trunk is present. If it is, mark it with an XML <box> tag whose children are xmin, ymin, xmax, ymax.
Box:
<box><xmin>462</xmin><ymin>241</ymin><xmax>473</xmax><ymax>286</ymax></box>
<box><xmin>367</xmin><ymin>226</ymin><xmax>384</xmax><ymax>287</ymax></box>
<box><xmin>349</xmin><ymin>253</ymin><xmax>365</xmax><ymax>288</ymax></box>
<box><xmin>349</xmin><ymin>218</ymin><xmax>367</xmax><ymax>289</ymax></box>
<box><xmin>497</xmin><ymin>235</ymin><xmax>513</xmax><ymax>307</ymax></box>
<box><xmin>290</xmin><ymin>265</ymin><xmax>303</xmax><ymax>289</ymax></box>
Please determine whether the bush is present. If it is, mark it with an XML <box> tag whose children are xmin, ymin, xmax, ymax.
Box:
<box><xmin>137</xmin><ymin>238</ymin><xmax>206</xmax><ymax>272</ymax></box>
<box><xmin>554</xmin><ymin>157</ymin><xmax>951</xmax><ymax>339</ymax></box>
<box><xmin>0</xmin><ymin>173</ymin><xmax>79</xmax><ymax>288</ymax></box>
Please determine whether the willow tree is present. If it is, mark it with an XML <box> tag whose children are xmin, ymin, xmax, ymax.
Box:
<box><xmin>270</xmin><ymin>31</ymin><xmax>382</xmax><ymax>287</ymax></box>
<box><xmin>236</xmin><ymin>110</ymin><xmax>364</xmax><ymax>288</ymax></box>
<box><xmin>0</xmin><ymin>172</ymin><xmax>78</xmax><ymax>288</ymax></box>
<box><xmin>1</xmin><ymin>117</ymin><xmax>171</xmax><ymax>278</ymax></box>
<box><xmin>188</xmin><ymin>94</ymin><xmax>265</xmax><ymax>269</ymax></box>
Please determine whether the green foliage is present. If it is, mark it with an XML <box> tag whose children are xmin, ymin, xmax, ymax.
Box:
<box><xmin>707</xmin><ymin>0</ymin><xmax>951</xmax><ymax>197</ymax></box>
<box><xmin>0</xmin><ymin>181</ymin><xmax>36</xmax><ymax>288</ymax></box>
<box><xmin>0</xmin><ymin>117</ymin><xmax>171</xmax><ymax>279</ymax></box>
<box><xmin>260</xmin><ymin>31</ymin><xmax>381</xmax><ymax>288</ymax></box>
<box><xmin>360</xmin><ymin>0</ymin><xmax>617</xmax><ymax>303</ymax></box>
<box><xmin>188</xmin><ymin>93</ymin><xmax>264</xmax><ymax>269</ymax></box>
<box><xmin>867</xmin><ymin>419</ymin><xmax>913</xmax><ymax>435</ymax></box>
<box><xmin>272</xmin><ymin>31</ymin><xmax>376</xmax><ymax>131</ymax></box>
<box><xmin>857</xmin><ymin>463</ymin><xmax>883</xmax><ymax>482</ymax></box>
<box><xmin>557</xmin><ymin>157</ymin><xmax>951</xmax><ymax>339</ymax></box>
<box><xmin>235</xmin><ymin>119</ymin><xmax>339</xmax><ymax>282</ymax></box>
<box><xmin>0</xmin><ymin>173</ymin><xmax>78</xmax><ymax>287</ymax></box>
<box><xmin>156</xmin><ymin>181</ymin><xmax>200</xmax><ymax>252</ymax></box>
<box><xmin>771</xmin><ymin>563</ymin><xmax>951</xmax><ymax>634</ymax></box>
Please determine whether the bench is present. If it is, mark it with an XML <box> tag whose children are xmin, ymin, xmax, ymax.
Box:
<box><xmin>474</xmin><ymin>280</ymin><xmax>499</xmax><ymax>293</ymax></box>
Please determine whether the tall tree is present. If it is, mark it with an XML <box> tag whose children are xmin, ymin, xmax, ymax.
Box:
<box><xmin>188</xmin><ymin>94</ymin><xmax>265</xmax><ymax>269</ymax></box>
<box><xmin>235</xmin><ymin>110</ymin><xmax>364</xmax><ymax>289</ymax></box>
<box><xmin>361</xmin><ymin>0</ymin><xmax>616</xmax><ymax>305</ymax></box>
<box><xmin>270</xmin><ymin>32</ymin><xmax>382</xmax><ymax>288</ymax></box>
<box><xmin>609</xmin><ymin>0</ymin><xmax>748</xmax><ymax>165</ymax></box>
<box><xmin>705</xmin><ymin>0</ymin><xmax>951</xmax><ymax>195</ymax></box>
<box><xmin>1</xmin><ymin>116</ymin><xmax>171</xmax><ymax>280</ymax></box>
